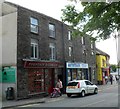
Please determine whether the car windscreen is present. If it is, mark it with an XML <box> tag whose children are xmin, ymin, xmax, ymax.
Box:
<box><xmin>67</xmin><ymin>82</ymin><xmax>78</xmax><ymax>86</ymax></box>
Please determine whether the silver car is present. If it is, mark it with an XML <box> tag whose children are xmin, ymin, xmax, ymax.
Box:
<box><xmin>66</xmin><ymin>80</ymin><xmax>98</xmax><ymax>97</ymax></box>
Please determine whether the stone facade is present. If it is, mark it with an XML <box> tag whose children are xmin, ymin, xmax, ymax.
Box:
<box><xmin>2</xmin><ymin>2</ymin><xmax>96</xmax><ymax>99</ymax></box>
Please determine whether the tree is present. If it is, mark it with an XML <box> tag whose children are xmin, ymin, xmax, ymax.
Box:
<box><xmin>61</xmin><ymin>1</ymin><xmax>120</xmax><ymax>40</ymax></box>
<box><xmin>110</xmin><ymin>64</ymin><xmax>117</xmax><ymax>72</ymax></box>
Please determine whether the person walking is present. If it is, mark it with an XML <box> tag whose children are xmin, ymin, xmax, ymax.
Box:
<box><xmin>105</xmin><ymin>75</ymin><xmax>108</xmax><ymax>84</ymax></box>
<box><xmin>56</xmin><ymin>79</ymin><xmax>63</xmax><ymax>96</ymax></box>
<box><xmin>109</xmin><ymin>74</ymin><xmax>113</xmax><ymax>85</ymax></box>
<box><xmin>115</xmin><ymin>75</ymin><xmax>119</xmax><ymax>84</ymax></box>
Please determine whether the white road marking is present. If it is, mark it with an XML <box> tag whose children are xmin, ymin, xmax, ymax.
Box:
<box><xmin>81</xmin><ymin>100</ymin><xmax>105</xmax><ymax>107</ymax></box>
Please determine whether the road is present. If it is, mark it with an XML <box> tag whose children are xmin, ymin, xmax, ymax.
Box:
<box><xmin>13</xmin><ymin>84</ymin><xmax>118</xmax><ymax>108</ymax></box>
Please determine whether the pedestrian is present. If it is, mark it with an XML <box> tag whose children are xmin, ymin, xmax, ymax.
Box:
<box><xmin>109</xmin><ymin>74</ymin><xmax>113</xmax><ymax>85</ymax></box>
<box><xmin>115</xmin><ymin>75</ymin><xmax>119</xmax><ymax>84</ymax></box>
<box><xmin>56</xmin><ymin>79</ymin><xmax>63</xmax><ymax>96</ymax></box>
<box><xmin>105</xmin><ymin>75</ymin><xmax>108</xmax><ymax>84</ymax></box>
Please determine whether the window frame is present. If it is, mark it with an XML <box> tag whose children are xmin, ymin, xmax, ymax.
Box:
<box><xmin>68</xmin><ymin>46</ymin><xmax>73</xmax><ymax>57</ymax></box>
<box><xmin>68</xmin><ymin>30</ymin><xmax>72</xmax><ymax>40</ymax></box>
<box><xmin>81</xmin><ymin>37</ymin><xmax>85</xmax><ymax>45</ymax></box>
<box><xmin>30</xmin><ymin>17</ymin><xmax>39</xmax><ymax>34</ymax></box>
<box><xmin>49</xmin><ymin>23</ymin><xmax>55</xmax><ymax>38</ymax></box>
<box><xmin>49</xmin><ymin>43</ymin><xmax>56</xmax><ymax>60</ymax></box>
<box><xmin>31</xmin><ymin>39</ymin><xmax>39</xmax><ymax>59</ymax></box>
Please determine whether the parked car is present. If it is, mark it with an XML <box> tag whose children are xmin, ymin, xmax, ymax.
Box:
<box><xmin>66</xmin><ymin>80</ymin><xmax>98</xmax><ymax>97</ymax></box>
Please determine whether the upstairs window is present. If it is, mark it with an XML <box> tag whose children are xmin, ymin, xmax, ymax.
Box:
<box><xmin>69</xmin><ymin>46</ymin><xmax>73</xmax><ymax>57</ymax></box>
<box><xmin>30</xmin><ymin>17</ymin><xmax>38</xmax><ymax>34</ymax></box>
<box><xmin>49</xmin><ymin>23</ymin><xmax>55</xmax><ymax>38</ymax></box>
<box><xmin>91</xmin><ymin>41</ymin><xmax>94</xmax><ymax>49</ymax></box>
<box><xmin>49</xmin><ymin>43</ymin><xmax>56</xmax><ymax>60</ymax></box>
<box><xmin>68</xmin><ymin>31</ymin><xmax>72</xmax><ymax>40</ymax></box>
<box><xmin>83</xmin><ymin>49</ymin><xmax>87</xmax><ymax>56</ymax></box>
<box><xmin>31</xmin><ymin>39</ymin><xmax>38</xmax><ymax>59</ymax></box>
<box><xmin>91</xmin><ymin>50</ymin><xmax>94</xmax><ymax>55</ymax></box>
<box><xmin>81</xmin><ymin>37</ymin><xmax>85</xmax><ymax>45</ymax></box>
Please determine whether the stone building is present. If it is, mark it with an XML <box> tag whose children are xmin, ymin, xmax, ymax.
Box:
<box><xmin>0</xmin><ymin>1</ymin><xmax>96</xmax><ymax>100</ymax></box>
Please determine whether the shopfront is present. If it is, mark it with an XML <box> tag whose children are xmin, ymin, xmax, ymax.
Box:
<box><xmin>66</xmin><ymin>62</ymin><xmax>89</xmax><ymax>84</ymax></box>
<box><xmin>23</xmin><ymin>59</ymin><xmax>63</xmax><ymax>95</ymax></box>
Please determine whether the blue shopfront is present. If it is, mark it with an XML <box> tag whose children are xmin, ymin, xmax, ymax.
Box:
<box><xmin>66</xmin><ymin>62</ymin><xmax>89</xmax><ymax>84</ymax></box>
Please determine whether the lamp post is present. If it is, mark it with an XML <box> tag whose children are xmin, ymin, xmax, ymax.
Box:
<box><xmin>114</xmin><ymin>30</ymin><xmax>120</xmax><ymax>80</ymax></box>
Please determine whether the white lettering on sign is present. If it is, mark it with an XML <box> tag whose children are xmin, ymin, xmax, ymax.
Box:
<box><xmin>66</xmin><ymin>62</ymin><xmax>88</xmax><ymax>68</ymax></box>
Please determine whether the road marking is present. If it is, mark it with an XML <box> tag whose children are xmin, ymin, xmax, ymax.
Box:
<box><xmin>81</xmin><ymin>100</ymin><xmax>105</xmax><ymax>107</ymax></box>
<box><xmin>19</xmin><ymin>104</ymin><xmax>34</xmax><ymax>107</ymax></box>
<box><xmin>47</xmin><ymin>98</ymin><xmax>65</xmax><ymax>103</ymax></box>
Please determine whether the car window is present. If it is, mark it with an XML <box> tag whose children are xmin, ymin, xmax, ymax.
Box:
<box><xmin>67</xmin><ymin>82</ymin><xmax>78</xmax><ymax>86</ymax></box>
<box><xmin>85</xmin><ymin>81</ymin><xmax>92</xmax><ymax>85</ymax></box>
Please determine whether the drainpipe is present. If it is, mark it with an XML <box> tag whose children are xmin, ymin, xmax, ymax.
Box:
<box><xmin>61</xmin><ymin>22</ymin><xmax>66</xmax><ymax>93</ymax></box>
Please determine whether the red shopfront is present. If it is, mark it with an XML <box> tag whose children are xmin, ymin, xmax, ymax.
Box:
<box><xmin>23</xmin><ymin>59</ymin><xmax>63</xmax><ymax>95</ymax></box>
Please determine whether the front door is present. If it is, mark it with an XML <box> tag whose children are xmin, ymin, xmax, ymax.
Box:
<box><xmin>45</xmin><ymin>69</ymin><xmax>54</xmax><ymax>94</ymax></box>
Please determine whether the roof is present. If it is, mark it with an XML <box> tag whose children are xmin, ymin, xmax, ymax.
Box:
<box><xmin>96</xmin><ymin>48</ymin><xmax>110</xmax><ymax>58</ymax></box>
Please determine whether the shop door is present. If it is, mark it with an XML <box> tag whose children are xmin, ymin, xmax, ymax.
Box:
<box><xmin>45</xmin><ymin>69</ymin><xmax>54</xmax><ymax>94</ymax></box>
<box><xmin>28</xmin><ymin>69</ymin><xmax>45</xmax><ymax>94</ymax></box>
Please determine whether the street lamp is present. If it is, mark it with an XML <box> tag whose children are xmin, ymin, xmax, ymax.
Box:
<box><xmin>114</xmin><ymin>30</ymin><xmax>120</xmax><ymax>80</ymax></box>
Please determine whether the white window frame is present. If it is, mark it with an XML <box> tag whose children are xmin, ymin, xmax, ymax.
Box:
<box><xmin>69</xmin><ymin>46</ymin><xmax>72</xmax><ymax>57</ymax></box>
<box><xmin>49</xmin><ymin>43</ymin><xmax>56</xmax><ymax>60</ymax></box>
<box><xmin>81</xmin><ymin>37</ymin><xmax>85</xmax><ymax>45</ymax></box>
<box><xmin>31</xmin><ymin>39</ymin><xmax>38</xmax><ymax>59</ymax></box>
<box><xmin>30</xmin><ymin>17</ymin><xmax>38</xmax><ymax>34</ymax></box>
<box><xmin>49</xmin><ymin>23</ymin><xmax>55</xmax><ymax>38</ymax></box>
<box><xmin>68</xmin><ymin>31</ymin><xmax>72</xmax><ymax>40</ymax></box>
<box><xmin>91</xmin><ymin>41</ymin><xmax>94</xmax><ymax>49</ymax></box>
<box><xmin>91</xmin><ymin>50</ymin><xmax>94</xmax><ymax>55</ymax></box>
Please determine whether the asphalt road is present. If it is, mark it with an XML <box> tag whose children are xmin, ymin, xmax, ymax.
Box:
<box><xmin>15</xmin><ymin>84</ymin><xmax>118</xmax><ymax>108</ymax></box>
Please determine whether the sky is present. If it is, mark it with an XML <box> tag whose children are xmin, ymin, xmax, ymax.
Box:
<box><xmin>4</xmin><ymin>0</ymin><xmax>117</xmax><ymax>65</ymax></box>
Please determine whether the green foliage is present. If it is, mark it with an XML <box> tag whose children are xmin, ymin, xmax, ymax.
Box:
<box><xmin>61</xmin><ymin>2</ymin><xmax>120</xmax><ymax>40</ymax></box>
<box><xmin>110</xmin><ymin>64</ymin><xmax>117</xmax><ymax>72</ymax></box>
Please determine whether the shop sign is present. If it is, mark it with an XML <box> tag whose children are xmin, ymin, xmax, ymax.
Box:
<box><xmin>24</xmin><ymin>60</ymin><xmax>63</xmax><ymax>68</ymax></box>
<box><xmin>66</xmin><ymin>62</ymin><xmax>88</xmax><ymax>69</ymax></box>
<box><xmin>0</xmin><ymin>67</ymin><xmax>16</xmax><ymax>83</ymax></box>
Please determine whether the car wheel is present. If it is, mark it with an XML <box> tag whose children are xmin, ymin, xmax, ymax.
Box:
<box><xmin>81</xmin><ymin>91</ymin><xmax>85</xmax><ymax>97</ymax></box>
<box><xmin>67</xmin><ymin>93</ymin><xmax>71</xmax><ymax>97</ymax></box>
<box><xmin>94</xmin><ymin>88</ymin><xmax>98</xmax><ymax>94</ymax></box>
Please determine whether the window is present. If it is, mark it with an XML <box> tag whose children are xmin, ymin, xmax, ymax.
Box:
<box><xmin>91</xmin><ymin>50</ymin><xmax>94</xmax><ymax>55</ymax></box>
<box><xmin>85</xmin><ymin>81</ymin><xmax>93</xmax><ymax>85</ymax></box>
<box><xmin>91</xmin><ymin>41</ymin><xmax>94</xmax><ymax>49</ymax></box>
<box><xmin>49</xmin><ymin>23</ymin><xmax>55</xmax><ymax>38</ymax></box>
<box><xmin>68</xmin><ymin>31</ymin><xmax>72</xmax><ymax>40</ymax></box>
<box><xmin>81</xmin><ymin>37</ymin><xmax>85</xmax><ymax>45</ymax></box>
<box><xmin>31</xmin><ymin>39</ymin><xmax>38</xmax><ymax>59</ymax></box>
<box><xmin>30</xmin><ymin>17</ymin><xmax>38</xmax><ymax>33</ymax></box>
<box><xmin>102</xmin><ymin>59</ymin><xmax>106</xmax><ymax>66</ymax></box>
<box><xmin>49</xmin><ymin>43</ymin><xmax>56</xmax><ymax>60</ymax></box>
<box><xmin>69</xmin><ymin>46</ymin><xmax>73</xmax><ymax>57</ymax></box>
<box><xmin>83</xmin><ymin>49</ymin><xmax>86</xmax><ymax>55</ymax></box>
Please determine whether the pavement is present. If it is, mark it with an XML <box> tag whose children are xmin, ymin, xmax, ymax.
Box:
<box><xmin>1</xmin><ymin>82</ymin><xmax>118</xmax><ymax>109</ymax></box>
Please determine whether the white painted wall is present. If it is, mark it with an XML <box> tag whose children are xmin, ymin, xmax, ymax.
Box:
<box><xmin>2</xmin><ymin>3</ymin><xmax>17</xmax><ymax>66</ymax></box>
<box><xmin>0</xmin><ymin>1</ymin><xmax>3</xmax><ymax>105</ymax></box>
<box><xmin>0</xmin><ymin>2</ymin><xmax>17</xmax><ymax>100</ymax></box>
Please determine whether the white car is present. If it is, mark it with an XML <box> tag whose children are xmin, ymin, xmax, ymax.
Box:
<box><xmin>66</xmin><ymin>80</ymin><xmax>98</xmax><ymax>97</ymax></box>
